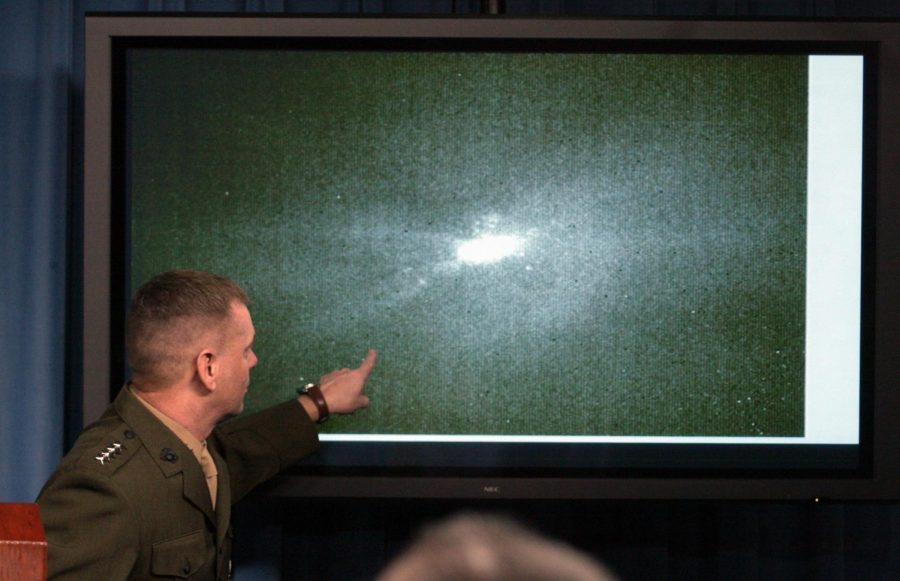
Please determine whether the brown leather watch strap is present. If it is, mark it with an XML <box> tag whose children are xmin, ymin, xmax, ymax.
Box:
<box><xmin>298</xmin><ymin>383</ymin><xmax>329</xmax><ymax>423</ymax></box>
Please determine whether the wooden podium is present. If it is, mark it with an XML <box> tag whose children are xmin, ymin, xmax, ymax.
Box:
<box><xmin>0</xmin><ymin>503</ymin><xmax>47</xmax><ymax>580</ymax></box>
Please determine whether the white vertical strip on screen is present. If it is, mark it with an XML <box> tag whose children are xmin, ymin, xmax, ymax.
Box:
<box><xmin>804</xmin><ymin>54</ymin><xmax>864</xmax><ymax>444</ymax></box>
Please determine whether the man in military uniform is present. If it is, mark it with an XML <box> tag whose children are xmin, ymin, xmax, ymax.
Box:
<box><xmin>37</xmin><ymin>270</ymin><xmax>377</xmax><ymax>580</ymax></box>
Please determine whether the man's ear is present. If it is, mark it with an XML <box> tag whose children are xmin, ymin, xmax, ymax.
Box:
<box><xmin>196</xmin><ymin>350</ymin><xmax>218</xmax><ymax>392</ymax></box>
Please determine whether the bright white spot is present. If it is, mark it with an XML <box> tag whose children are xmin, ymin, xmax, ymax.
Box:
<box><xmin>456</xmin><ymin>234</ymin><xmax>525</xmax><ymax>265</ymax></box>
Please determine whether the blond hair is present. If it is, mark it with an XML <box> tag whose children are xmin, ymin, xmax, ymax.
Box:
<box><xmin>378</xmin><ymin>513</ymin><xmax>617</xmax><ymax>581</ymax></box>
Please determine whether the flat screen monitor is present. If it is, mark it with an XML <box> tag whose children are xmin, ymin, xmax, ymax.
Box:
<box><xmin>82</xmin><ymin>15</ymin><xmax>900</xmax><ymax>499</ymax></box>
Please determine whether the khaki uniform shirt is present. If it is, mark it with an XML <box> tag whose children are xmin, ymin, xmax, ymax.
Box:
<box><xmin>37</xmin><ymin>386</ymin><xmax>319</xmax><ymax>580</ymax></box>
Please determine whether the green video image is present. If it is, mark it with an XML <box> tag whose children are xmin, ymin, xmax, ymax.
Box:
<box><xmin>129</xmin><ymin>49</ymin><xmax>806</xmax><ymax>437</ymax></box>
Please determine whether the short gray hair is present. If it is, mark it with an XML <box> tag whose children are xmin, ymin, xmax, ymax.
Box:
<box><xmin>126</xmin><ymin>270</ymin><xmax>249</xmax><ymax>386</ymax></box>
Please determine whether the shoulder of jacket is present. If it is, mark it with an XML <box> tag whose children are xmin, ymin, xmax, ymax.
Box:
<box><xmin>66</xmin><ymin>419</ymin><xmax>145</xmax><ymax>476</ymax></box>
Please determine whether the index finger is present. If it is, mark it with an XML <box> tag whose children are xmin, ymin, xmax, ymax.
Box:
<box><xmin>357</xmin><ymin>349</ymin><xmax>377</xmax><ymax>378</ymax></box>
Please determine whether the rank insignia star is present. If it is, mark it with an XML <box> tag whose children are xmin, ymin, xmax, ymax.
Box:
<box><xmin>95</xmin><ymin>441</ymin><xmax>125</xmax><ymax>465</ymax></box>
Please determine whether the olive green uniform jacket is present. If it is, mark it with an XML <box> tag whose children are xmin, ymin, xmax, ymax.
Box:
<box><xmin>37</xmin><ymin>387</ymin><xmax>319</xmax><ymax>580</ymax></box>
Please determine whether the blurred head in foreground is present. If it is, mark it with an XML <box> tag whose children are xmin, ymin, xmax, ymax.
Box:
<box><xmin>377</xmin><ymin>513</ymin><xmax>618</xmax><ymax>581</ymax></box>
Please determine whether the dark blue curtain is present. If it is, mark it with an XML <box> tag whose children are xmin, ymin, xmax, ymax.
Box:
<box><xmin>3</xmin><ymin>1</ymin><xmax>900</xmax><ymax>579</ymax></box>
<box><xmin>1</xmin><ymin>1</ymin><xmax>71</xmax><ymax>503</ymax></box>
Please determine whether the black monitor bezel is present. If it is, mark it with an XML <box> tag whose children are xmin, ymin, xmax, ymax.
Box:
<box><xmin>82</xmin><ymin>15</ymin><xmax>899</xmax><ymax>500</ymax></box>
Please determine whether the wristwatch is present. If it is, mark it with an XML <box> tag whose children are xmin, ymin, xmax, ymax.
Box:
<box><xmin>297</xmin><ymin>383</ymin><xmax>329</xmax><ymax>423</ymax></box>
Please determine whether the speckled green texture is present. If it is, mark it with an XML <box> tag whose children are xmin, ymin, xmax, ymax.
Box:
<box><xmin>129</xmin><ymin>49</ymin><xmax>806</xmax><ymax>436</ymax></box>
